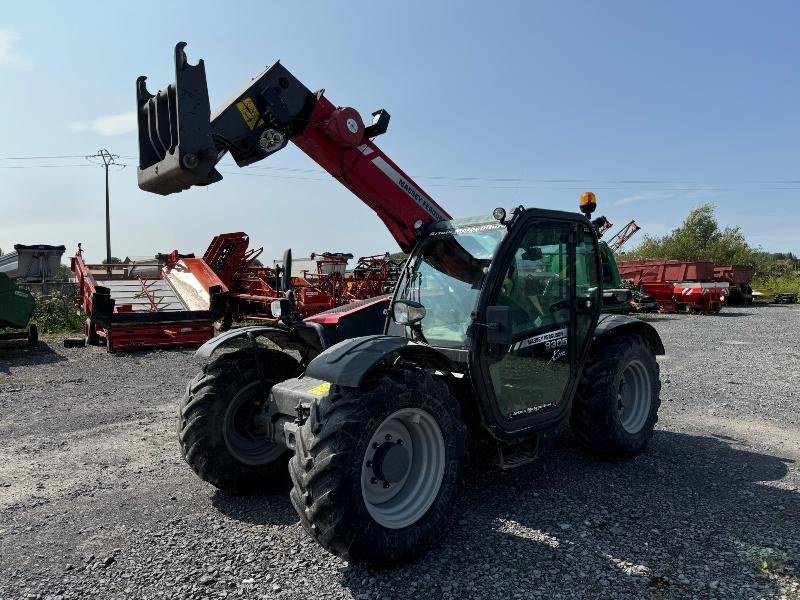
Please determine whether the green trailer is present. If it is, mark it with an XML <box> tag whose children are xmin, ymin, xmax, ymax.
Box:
<box><xmin>0</xmin><ymin>272</ymin><xmax>38</xmax><ymax>346</ymax></box>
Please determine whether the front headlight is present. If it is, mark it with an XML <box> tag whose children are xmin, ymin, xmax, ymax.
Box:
<box><xmin>270</xmin><ymin>299</ymin><xmax>283</xmax><ymax>318</ymax></box>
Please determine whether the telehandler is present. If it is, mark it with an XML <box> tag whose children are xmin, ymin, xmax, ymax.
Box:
<box><xmin>137</xmin><ymin>43</ymin><xmax>664</xmax><ymax>565</ymax></box>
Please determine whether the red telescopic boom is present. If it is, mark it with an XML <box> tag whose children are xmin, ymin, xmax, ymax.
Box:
<box><xmin>136</xmin><ymin>43</ymin><xmax>449</xmax><ymax>252</ymax></box>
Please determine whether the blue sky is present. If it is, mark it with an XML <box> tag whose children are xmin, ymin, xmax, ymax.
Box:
<box><xmin>1</xmin><ymin>1</ymin><xmax>798</xmax><ymax>262</ymax></box>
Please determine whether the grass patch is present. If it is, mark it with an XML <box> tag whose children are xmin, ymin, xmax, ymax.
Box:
<box><xmin>753</xmin><ymin>272</ymin><xmax>800</xmax><ymax>295</ymax></box>
<box><xmin>29</xmin><ymin>291</ymin><xmax>86</xmax><ymax>334</ymax></box>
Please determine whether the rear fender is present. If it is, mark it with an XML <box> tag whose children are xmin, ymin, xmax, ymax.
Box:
<box><xmin>592</xmin><ymin>314</ymin><xmax>665</xmax><ymax>355</ymax></box>
<box><xmin>304</xmin><ymin>335</ymin><xmax>453</xmax><ymax>387</ymax></box>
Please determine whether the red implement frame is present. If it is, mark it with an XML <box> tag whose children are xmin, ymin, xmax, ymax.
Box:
<box><xmin>201</xmin><ymin>234</ymin><xmax>401</xmax><ymax>321</ymax></box>
<box><xmin>71</xmin><ymin>245</ymin><xmax>227</xmax><ymax>352</ymax></box>
<box><xmin>346</xmin><ymin>254</ymin><xmax>403</xmax><ymax>300</ymax></box>
<box><xmin>608</xmin><ymin>220</ymin><xmax>641</xmax><ymax>253</ymax></box>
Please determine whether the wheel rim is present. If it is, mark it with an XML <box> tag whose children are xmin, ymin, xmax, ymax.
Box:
<box><xmin>616</xmin><ymin>359</ymin><xmax>652</xmax><ymax>434</ymax></box>
<box><xmin>223</xmin><ymin>382</ymin><xmax>284</xmax><ymax>466</ymax></box>
<box><xmin>360</xmin><ymin>408</ymin><xmax>446</xmax><ymax>529</ymax></box>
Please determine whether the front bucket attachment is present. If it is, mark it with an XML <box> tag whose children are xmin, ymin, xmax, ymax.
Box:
<box><xmin>136</xmin><ymin>42</ymin><xmax>221</xmax><ymax>195</ymax></box>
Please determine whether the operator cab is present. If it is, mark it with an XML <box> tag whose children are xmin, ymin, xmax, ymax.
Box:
<box><xmin>388</xmin><ymin>205</ymin><xmax>602</xmax><ymax>434</ymax></box>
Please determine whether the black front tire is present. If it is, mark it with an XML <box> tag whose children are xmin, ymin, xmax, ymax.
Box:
<box><xmin>289</xmin><ymin>369</ymin><xmax>467</xmax><ymax>566</ymax></box>
<box><xmin>179</xmin><ymin>348</ymin><xmax>302</xmax><ymax>494</ymax></box>
<box><xmin>572</xmin><ymin>335</ymin><xmax>661</xmax><ymax>456</ymax></box>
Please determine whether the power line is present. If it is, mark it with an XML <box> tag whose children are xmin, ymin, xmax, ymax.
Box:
<box><xmin>1</xmin><ymin>152</ymin><xmax>798</xmax><ymax>190</ymax></box>
<box><xmin>0</xmin><ymin>163</ymin><xmax>98</xmax><ymax>169</ymax></box>
<box><xmin>0</xmin><ymin>154</ymin><xmax>91</xmax><ymax>160</ymax></box>
<box><xmin>220</xmin><ymin>170</ymin><xmax>800</xmax><ymax>190</ymax></box>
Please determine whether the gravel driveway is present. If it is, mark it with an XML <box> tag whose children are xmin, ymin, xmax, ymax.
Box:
<box><xmin>1</xmin><ymin>305</ymin><xmax>798</xmax><ymax>599</ymax></box>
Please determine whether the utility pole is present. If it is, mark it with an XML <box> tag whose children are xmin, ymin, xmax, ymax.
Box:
<box><xmin>87</xmin><ymin>149</ymin><xmax>119</xmax><ymax>266</ymax></box>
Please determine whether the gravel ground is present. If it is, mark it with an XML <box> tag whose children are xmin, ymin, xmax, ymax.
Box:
<box><xmin>0</xmin><ymin>304</ymin><xmax>798</xmax><ymax>599</ymax></box>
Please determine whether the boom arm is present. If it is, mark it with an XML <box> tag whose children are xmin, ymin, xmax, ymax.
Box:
<box><xmin>136</xmin><ymin>43</ymin><xmax>450</xmax><ymax>252</ymax></box>
<box><xmin>608</xmin><ymin>220</ymin><xmax>641</xmax><ymax>253</ymax></box>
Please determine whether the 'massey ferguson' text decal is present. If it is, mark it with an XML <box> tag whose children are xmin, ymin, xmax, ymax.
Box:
<box><xmin>428</xmin><ymin>223</ymin><xmax>504</xmax><ymax>237</ymax></box>
<box><xmin>511</xmin><ymin>327</ymin><xmax>567</xmax><ymax>352</ymax></box>
<box><xmin>371</xmin><ymin>156</ymin><xmax>447</xmax><ymax>221</ymax></box>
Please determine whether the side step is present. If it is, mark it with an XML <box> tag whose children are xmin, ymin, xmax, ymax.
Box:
<box><xmin>495</xmin><ymin>439</ymin><xmax>540</xmax><ymax>471</ymax></box>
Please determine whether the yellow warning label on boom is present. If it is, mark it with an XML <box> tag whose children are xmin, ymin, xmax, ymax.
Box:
<box><xmin>307</xmin><ymin>382</ymin><xmax>331</xmax><ymax>396</ymax></box>
<box><xmin>236</xmin><ymin>97</ymin><xmax>261</xmax><ymax>130</ymax></box>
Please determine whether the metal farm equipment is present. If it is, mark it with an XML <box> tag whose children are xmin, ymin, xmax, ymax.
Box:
<box><xmin>713</xmin><ymin>265</ymin><xmax>754</xmax><ymax>305</ymax></box>
<box><xmin>617</xmin><ymin>259</ymin><xmax>727</xmax><ymax>313</ymax></box>
<box><xmin>201</xmin><ymin>232</ymin><xmax>286</xmax><ymax>325</ymax></box>
<box><xmin>348</xmin><ymin>253</ymin><xmax>403</xmax><ymax>298</ymax></box>
<box><xmin>202</xmin><ymin>233</ymin><xmax>400</xmax><ymax>323</ymax></box>
<box><xmin>70</xmin><ymin>246</ymin><xmax>227</xmax><ymax>352</ymax></box>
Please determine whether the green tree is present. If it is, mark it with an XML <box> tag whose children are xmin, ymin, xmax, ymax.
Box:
<box><xmin>620</xmin><ymin>203</ymin><xmax>761</xmax><ymax>268</ymax></box>
<box><xmin>102</xmin><ymin>256</ymin><xmax>122</xmax><ymax>264</ymax></box>
<box><xmin>54</xmin><ymin>264</ymin><xmax>74</xmax><ymax>281</ymax></box>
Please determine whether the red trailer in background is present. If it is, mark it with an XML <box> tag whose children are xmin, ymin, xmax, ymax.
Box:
<box><xmin>617</xmin><ymin>259</ymin><xmax>727</xmax><ymax>314</ymax></box>
<box><xmin>71</xmin><ymin>246</ymin><xmax>228</xmax><ymax>352</ymax></box>
<box><xmin>714</xmin><ymin>265</ymin><xmax>754</xmax><ymax>305</ymax></box>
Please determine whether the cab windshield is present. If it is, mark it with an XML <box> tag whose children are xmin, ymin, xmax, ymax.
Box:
<box><xmin>396</xmin><ymin>217</ymin><xmax>506</xmax><ymax>348</ymax></box>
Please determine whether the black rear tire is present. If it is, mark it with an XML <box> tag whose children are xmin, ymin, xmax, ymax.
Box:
<box><xmin>571</xmin><ymin>335</ymin><xmax>661</xmax><ymax>456</ymax></box>
<box><xmin>179</xmin><ymin>348</ymin><xmax>302</xmax><ymax>494</ymax></box>
<box><xmin>289</xmin><ymin>369</ymin><xmax>467</xmax><ymax>566</ymax></box>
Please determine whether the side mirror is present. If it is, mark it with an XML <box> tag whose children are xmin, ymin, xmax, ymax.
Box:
<box><xmin>270</xmin><ymin>298</ymin><xmax>293</xmax><ymax>324</ymax></box>
<box><xmin>281</xmin><ymin>248</ymin><xmax>292</xmax><ymax>291</ymax></box>
<box><xmin>486</xmin><ymin>305</ymin><xmax>512</xmax><ymax>345</ymax></box>
<box><xmin>393</xmin><ymin>300</ymin><xmax>426</xmax><ymax>325</ymax></box>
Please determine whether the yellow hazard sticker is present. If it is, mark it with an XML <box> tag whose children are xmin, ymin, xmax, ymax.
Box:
<box><xmin>235</xmin><ymin>97</ymin><xmax>261</xmax><ymax>130</ymax></box>
<box><xmin>307</xmin><ymin>381</ymin><xmax>331</xmax><ymax>396</ymax></box>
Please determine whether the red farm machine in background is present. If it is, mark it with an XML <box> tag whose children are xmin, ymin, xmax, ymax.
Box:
<box><xmin>617</xmin><ymin>259</ymin><xmax>728</xmax><ymax>314</ymax></box>
<box><xmin>296</xmin><ymin>252</ymin><xmax>402</xmax><ymax>315</ymax></box>
<box><xmin>713</xmin><ymin>265</ymin><xmax>754</xmax><ymax>305</ymax></box>
<box><xmin>70</xmin><ymin>246</ymin><xmax>228</xmax><ymax>352</ymax></box>
<box><xmin>202</xmin><ymin>232</ymin><xmax>400</xmax><ymax>324</ymax></box>
<box><xmin>348</xmin><ymin>253</ymin><xmax>403</xmax><ymax>298</ymax></box>
<box><xmin>201</xmin><ymin>232</ymin><xmax>285</xmax><ymax>324</ymax></box>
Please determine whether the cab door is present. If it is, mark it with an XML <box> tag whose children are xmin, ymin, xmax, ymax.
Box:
<box><xmin>471</xmin><ymin>216</ymin><xmax>601</xmax><ymax>433</ymax></box>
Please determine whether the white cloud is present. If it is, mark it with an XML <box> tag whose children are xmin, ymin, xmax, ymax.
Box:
<box><xmin>69</xmin><ymin>111</ymin><xmax>137</xmax><ymax>136</ymax></box>
<box><xmin>613</xmin><ymin>191</ymin><xmax>674</xmax><ymax>206</ymax></box>
<box><xmin>0</xmin><ymin>28</ymin><xmax>30</xmax><ymax>69</ymax></box>
<box><xmin>612</xmin><ymin>186</ymin><xmax>721</xmax><ymax>207</ymax></box>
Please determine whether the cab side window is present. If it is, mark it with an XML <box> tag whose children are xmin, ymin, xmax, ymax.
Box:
<box><xmin>497</xmin><ymin>223</ymin><xmax>570</xmax><ymax>336</ymax></box>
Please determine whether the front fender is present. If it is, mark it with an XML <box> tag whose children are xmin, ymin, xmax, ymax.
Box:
<box><xmin>196</xmin><ymin>326</ymin><xmax>291</xmax><ymax>358</ymax></box>
<box><xmin>593</xmin><ymin>314</ymin><xmax>665</xmax><ymax>355</ymax></box>
<box><xmin>304</xmin><ymin>335</ymin><xmax>453</xmax><ymax>387</ymax></box>
<box><xmin>196</xmin><ymin>325</ymin><xmax>315</xmax><ymax>358</ymax></box>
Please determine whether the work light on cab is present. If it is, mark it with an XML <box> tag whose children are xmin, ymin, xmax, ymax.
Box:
<box><xmin>579</xmin><ymin>191</ymin><xmax>597</xmax><ymax>216</ymax></box>
<box><xmin>492</xmin><ymin>207</ymin><xmax>507</xmax><ymax>223</ymax></box>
